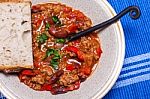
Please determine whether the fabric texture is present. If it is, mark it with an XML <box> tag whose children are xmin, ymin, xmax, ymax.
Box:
<box><xmin>104</xmin><ymin>0</ymin><xmax>150</xmax><ymax>99</ymax></box>
<box><xmin>0</xmin><ymin>0</ymin><xmax>150</xmax><ymax>99</ymax></box>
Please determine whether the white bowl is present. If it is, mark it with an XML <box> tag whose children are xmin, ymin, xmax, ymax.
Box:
<box><xmin>0</xmin><ymin>0</ymin><xmax>125</xmax><ymax>99</ymax></box>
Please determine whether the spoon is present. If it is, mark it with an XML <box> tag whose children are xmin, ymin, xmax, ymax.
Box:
<box><xmin>67</xmin><ymin>6</ymin><xmax>141</xmax><ymax>42</ymax></box>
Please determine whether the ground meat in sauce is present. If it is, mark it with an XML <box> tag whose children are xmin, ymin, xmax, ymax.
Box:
<box><xmin>19</xmin><ymin>3</ymin><xmax>102</xmax><ymax>95</ymax></box>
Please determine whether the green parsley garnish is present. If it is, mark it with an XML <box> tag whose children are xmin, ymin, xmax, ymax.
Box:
<box><xmin>50</xmin><ymin>59</ymin><xmax>59</xmax><ymax>70</ymax></box>
<box><xmin>52</xmin><ymin>56</ymin><xmax>60</xmax><ymax>60</ymax></box>
<box><xmin>56</xmin><ymin>38</ymin><xmax>66</xmax><ymax>43</ymax></box>
<box><xmin>37</xmin><ymin>33</ymin><xmax>48</xmax><ymax>44</ymax></box>
<box><xmin>46</xmin><ymin>49</ymin><xmax>54</xmax><ymax>57</ymax></box>
<box><xmin>43</xmin><ymin>49</ymin><xmax>61</xmax><ymax>70</ymax></box>
<box><xmin>54</xmin><ymin>49</ymin><xmax>60</xmax><ymax>55</ymax></box>
<box><xmin>52</xmin><ymin>16</ymin><xmax>61</xmax><ymax>25</ymax></box>
<box><xmin>45</xmin><ymin>23</ymin><xmax>50</xmax><ymax>31</ymax></box>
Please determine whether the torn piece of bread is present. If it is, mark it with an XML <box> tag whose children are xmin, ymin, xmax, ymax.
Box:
<box><xmin>0</xmin><ymin>1</ymin><xmax>33</xmax><ymax>72</ymax></box>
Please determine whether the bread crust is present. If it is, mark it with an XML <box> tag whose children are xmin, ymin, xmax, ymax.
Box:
<box><xmin>0</xmin><ymin>65</ymin><xmax>33</xmax><ymax>70</ymax></box>
<box><xmin>0</xmin><ymin>65</ymin><xmax>33</xmax><ymax>73</ymax></box>
<box><xmin>0</xmin><ymin>0</ymin><xmax>31</xmax><ymax>3</ymax></box>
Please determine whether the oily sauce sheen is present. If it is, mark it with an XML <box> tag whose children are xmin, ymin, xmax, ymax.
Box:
<box><xmin>19</xmin><ymin>3</ymin><xmax>102</xmax><ymax>95</ymax></box>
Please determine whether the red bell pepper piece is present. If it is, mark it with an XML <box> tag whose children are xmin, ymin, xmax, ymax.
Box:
<box><xmin>65</xmin><ymin>46</ymin><xmax>79</xmax><ymax>53</ymax></box>
<box><xmin>21</xmin><ymin>70</ymin><xmax>35</xmax><ymax>76</ymax></box>
<box><xmin>41</xmin><ymin>84</ymin><xmax>52</xmax><ymax>91</ymax></box>
<box><xmin>96</xmin><ymin>47</ymin><xmax>102</xmax><ymax>57</ymax></box>
<box><xmin>67</xmin><ymin>23</ymin><xmax>78</xmax><ymax>33</ymax></box>
<box><xmin>66</xmin><ymin>64</ymin><xmax>75</xmax><ymax>71</ymax></box>
<box><xmin>64</xmin><ymin>46</ymin><xmax>84</xmax><ymax>61</ymax></box>
<box><xmin>77</xmin><ymin>51</ymin><xmax>84</xmax><ymax>61</ymax></box>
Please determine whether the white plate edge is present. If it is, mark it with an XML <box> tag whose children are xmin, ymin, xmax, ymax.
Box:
<box><xmin>92</xmin><ymin>0</ymin><xmax>125</xmax><ymax>98</ymax></box>
<box><xmin>0</xmin><ymin>0</ymin><xmax>125</xmax><ymax>99</ymax></box>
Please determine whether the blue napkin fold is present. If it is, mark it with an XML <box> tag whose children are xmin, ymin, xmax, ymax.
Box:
<box><xmin>0</xmin><ymin>0</ymin><xmax>150</xmax><ymax>99</ymax></box>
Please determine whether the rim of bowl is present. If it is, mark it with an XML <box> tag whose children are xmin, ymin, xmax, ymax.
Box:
<box><xmin>0</xmin><ymin>0</ymin><xmax>125</xmax><ymax>99</ymax></box>
<box><xmin>92</xmin><ymin>0</ymin><xmax>125</xmax><ymax>98</ymax></box>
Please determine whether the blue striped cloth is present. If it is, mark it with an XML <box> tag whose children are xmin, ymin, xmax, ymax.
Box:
<box><xmin>0</xmin><ymin>0</ymin><xmax>150</xmax><ymax>99</ymax></box>
<box><xmin>104</xmin><ymin>0</ymin><xmax>150</xmax><ymax>99</ymax></box>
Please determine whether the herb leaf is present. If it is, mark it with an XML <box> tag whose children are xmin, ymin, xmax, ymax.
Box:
<box><xmin>53</xmin><ymin>50</ymin><xmax>60</xmax><ymax>56</ymax></box>
<box><xmin>42</xmin><ymin>49</ymin><xmax>54</xmax><ymax>60</ymax></box>
<box><xmin>45</xmin><ymin>23</ymin><xmax>50</xmax><ymax>31</ymax></box>
<box><xmin>46</xmin><ymin>49</ymin><xmax>54</xmax><ymax>57</ymax></box>
<box><xmin>50</xmin><ymin>59</ymin><xmax>59</xmax><ymax>70</ymax></box>
<box><xmin>53</xmin><ymin>56</ymin><xmax>60</xmax><ymax>60</ymax></box>
<box><xmin>52</xmin><ymin>16</ymin><xmax>61</xmax><ymax>25</ymax></box>
<box><xmin>50</xmin><ymin>58</ymin><xmax>59</xmax><ymax>70</ymax></box>
<box><xmin>37</xmin><ymin>33</ymin><xmax>48</xmax><ymax>44</ymax></box>
<box><xmin>50</xmin><ymin>50</ymin><xmax>60</xmax><ymax>70</ymax></box>
<box><xmin>43</xmin><ymin>48</ymin><xmax>61</xmax><ymax>70</ymax></box>
<box><xmin>56</xmin><ymin>38</ymin><xmax>66</xmax><ymax>43</ymax></box>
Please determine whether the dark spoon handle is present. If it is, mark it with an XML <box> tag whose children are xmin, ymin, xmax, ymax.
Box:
<box><xmin>67</xmin><ymin>6</ymin><xmax>141</xmax><ymax>42</ymax></box>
